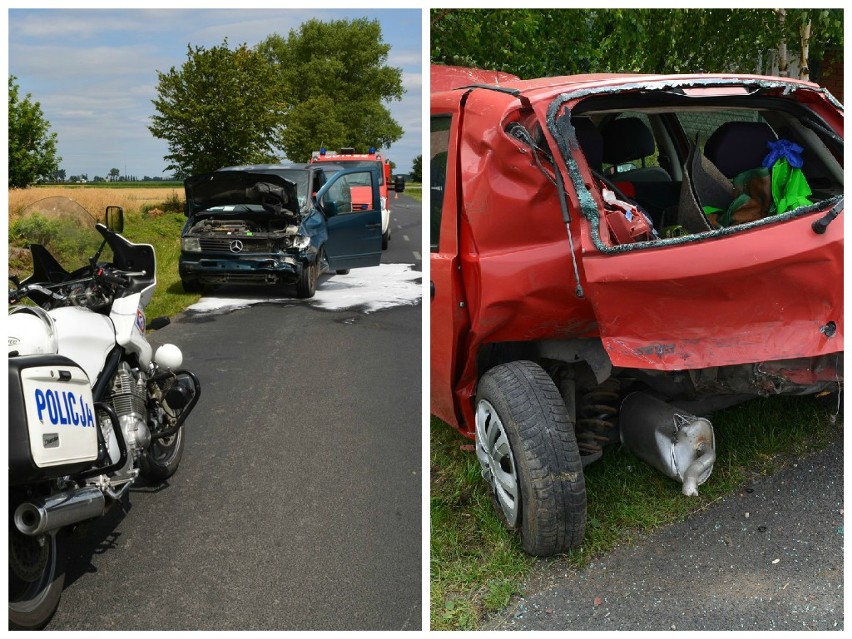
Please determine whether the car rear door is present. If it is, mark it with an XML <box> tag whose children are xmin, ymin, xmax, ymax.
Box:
<box><xmin>539</xmin><ymin>85</ymin><xmax>844</xmax><ymax>372</ymax></box>
<box><xmin>317</xmin><ymin>167</ymin><xmax>383</xmax><ymax>270</ymax></box>
<box><xmin>580</xmin><ymin>209</ymin><xmax>844</xmax><ymax>370</ymax></box>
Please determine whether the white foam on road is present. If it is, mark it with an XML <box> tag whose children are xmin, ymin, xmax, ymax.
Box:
<box><xmin>186</xmin><ymin>263</ymin><xmax>422</xmax><ymax>315</ymax></box>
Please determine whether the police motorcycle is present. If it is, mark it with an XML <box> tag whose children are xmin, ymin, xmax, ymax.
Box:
<box><xmin>8</xmin><ymin>197</ymin><xmax>200</xmax><ymax>629</ymax></box>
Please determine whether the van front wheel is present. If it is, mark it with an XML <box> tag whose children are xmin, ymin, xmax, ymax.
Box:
<box><xmin>475</xmin><ymin>360</ymin><xmax>586</xmax><ymax>556</ymax></box>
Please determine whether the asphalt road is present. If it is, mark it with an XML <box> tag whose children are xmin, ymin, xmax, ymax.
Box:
<box><xmin>47</xmin><ymin>194</ymin><xmax>423</xmax><ymax>630</ymax></box>
<box><xmin>487</xmin><ymin>426</ymin><xmax>844</xmax><ymax>631</ymax></box>
<box><xmin>384</xmin><ymin>190</ymin><xmax>423</xmax><ymax>267</ymax></box>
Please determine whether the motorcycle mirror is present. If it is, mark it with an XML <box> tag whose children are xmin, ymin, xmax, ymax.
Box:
<box><xmin>9</xmin><ymin>275</ymin><xmax>20</xmax><ymax>287</ymax></box>
<box><xmin>105</xmin><ymin>206</ymin><xmax>124</xmax><ymax>233</ymax></box>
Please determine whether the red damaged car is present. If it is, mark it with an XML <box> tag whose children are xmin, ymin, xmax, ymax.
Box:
<box><xmin>430</xmin><ymin>65</ymin><xmax>843</xmax><ymax>555</ymax></box>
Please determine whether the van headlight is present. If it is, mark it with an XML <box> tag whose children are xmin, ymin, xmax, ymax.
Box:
<box><xmin>291</xmin><ymin>235</ymin><xmax>310</xmax><ymax>250</ymax></box>
<box><xmin>182</xmin><ymin>237</ymin><xmax>201</xmax><ymax>252</ymax></box>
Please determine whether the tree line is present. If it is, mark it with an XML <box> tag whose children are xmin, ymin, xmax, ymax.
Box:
<box><xmin>46</xmin><ymin>171</ymin><xmax>179</xmax><ymax>184</ymax></box>
<box><xmin>431</xmin><ymin>8</ymin><xmax>842</xmax><ymax>82</ymax></box>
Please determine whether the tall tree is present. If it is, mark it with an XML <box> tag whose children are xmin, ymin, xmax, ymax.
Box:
<box><xmin>411</xmin><ymin>154</ymin><xmax>422</xmax><ymax>182</ymax></box>
<box><xmin>149</xmin><ymin>40</ymin><xmax>284</xmax><ymax>177</ymax></box>
<box><xmin>258</xmin><ymin>18</ymin><xmax>404</xmax><ymax>162</ymax></box>
<box><xmin>780</xmin><ymin>9</ymin><xmax>843</xmax><ymax>81</ymax></box>
<box><xmin>8</xmin><ymin>76</ymin><xmax>61</xmax><ymax>188</ymax></box>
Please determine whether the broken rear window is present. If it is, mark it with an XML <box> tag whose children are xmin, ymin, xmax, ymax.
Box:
<box><xmin>548</xmin><ymin>81</ymin><xmax>843</xmax><ymax>251</ymax></box>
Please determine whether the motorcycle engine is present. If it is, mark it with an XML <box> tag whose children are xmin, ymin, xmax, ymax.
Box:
<box><xmin>106</xmin><ymin>362</ymin><xmax>151</xmax><ymax>468</ymax></box>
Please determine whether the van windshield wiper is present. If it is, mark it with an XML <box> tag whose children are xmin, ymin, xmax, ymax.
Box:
<box><xmin>812</xmin><ymin>197</ymin><xmax>843</xmax><ymax>234</ymax></box>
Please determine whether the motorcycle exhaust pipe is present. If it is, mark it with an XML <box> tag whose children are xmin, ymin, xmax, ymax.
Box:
<box><xmin>620</xmin><ymin>392</ymin><xmax>716</xmax><ymax>496</ymax></box>
<box><xmin>14</xmin><ymin>486</ymin><xmax>106</xmax><ymax>536</ymax></box>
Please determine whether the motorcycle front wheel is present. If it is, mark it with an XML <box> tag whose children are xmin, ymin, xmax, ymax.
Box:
<box><xmin>141</xmin><ymin>426</ymin><xmax>185</xmax><ymax>481</ymax></box>
<box><xmin>9</xmin><ymin>525</ymin><xmax>66</xmax><ymax>630</ymax></box>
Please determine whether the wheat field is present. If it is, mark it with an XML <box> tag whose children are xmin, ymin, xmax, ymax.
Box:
<box><xmin>8</xmin><ymin>186</ymin><xmax>182</xmax><ymax>221</ymax></box>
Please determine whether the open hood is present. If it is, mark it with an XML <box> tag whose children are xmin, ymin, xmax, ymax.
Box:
<box><xmin>184</xmin><ymin>171</ymin><xmax>300</xmax><ymax>217</ymax></box>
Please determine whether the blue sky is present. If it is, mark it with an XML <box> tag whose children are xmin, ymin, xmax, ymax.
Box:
<box><xmin>8</xmin><ymin>8</ymin><xmax>422</xmax><ymax>179</ymax></box>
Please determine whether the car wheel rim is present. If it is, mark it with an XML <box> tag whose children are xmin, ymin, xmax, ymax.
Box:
<box><xmin>475</xmin><ymin>399</ymin><xmax>520</xmax><ymax>526</ymax></box>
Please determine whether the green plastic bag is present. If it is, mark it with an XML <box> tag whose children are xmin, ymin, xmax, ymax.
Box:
<box><xmin>771</xmin><ymin>157</ymin><xmax>813</xmax><ymax>214</ymax></box>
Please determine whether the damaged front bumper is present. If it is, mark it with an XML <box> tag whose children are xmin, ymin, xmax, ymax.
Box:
<box><xmin>179</xmin><ymin>252</ymin><xmax>309</xmax><ymax>285</ymax></box>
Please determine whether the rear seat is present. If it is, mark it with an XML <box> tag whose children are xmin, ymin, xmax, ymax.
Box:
<box><xmin>599</xmin><ymin>117</ymin><xmax>678</xmax><ymax>229</ymax></box>
<box><xmin>703</xmin><ymin>121</ymin><xmax>777</xmax><ymax>179</ymax></box>
<box><xmin>601</xmin><ymin>117</ymin><xmax>672</xmax><ymax>183</ymax></box>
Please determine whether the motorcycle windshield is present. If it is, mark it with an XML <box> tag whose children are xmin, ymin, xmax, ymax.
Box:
<box><xmin>9</xmin><ymin>197</ymin><xmax>113</xmax><ymax>285</ymax></box>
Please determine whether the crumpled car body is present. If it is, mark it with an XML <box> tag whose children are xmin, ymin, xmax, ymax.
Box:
<box><xmin>180</xmin><ymin>163</ymin><xmax>383</xmax><ymax>297</ymax></box>
<box><xmin>430</xmin><ymin>69</ymin><xmax>843</xmax><ymax>434</ymax></box>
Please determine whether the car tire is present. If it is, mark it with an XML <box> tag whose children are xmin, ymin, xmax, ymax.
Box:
<box><xmin>296</xmin><ymin>251</ymin><xmax>320</xmax><ymax>299</ymax></box>
<box><xmin>9</xmin><ymin>526</ymin><xmax>66</xmax><ymax>630</ymax></box>
<box><xmin>181</xmin><ymin>278</ymin><xmax>200</xmax><ymax>293</ymax></box>
<box><xmin>382</xmin><ymin>226</ymin><xmax>390</xmax><ymax>250</ymax></box>
<box><xmin>475</xmin><ymin>360</ymin><xmax>586</xmax><ymax>556</ymax></box>
<box><xmin>335</xmin><ymin>269</ymin><xmax>350</xmax><ymax>275</ymax></box>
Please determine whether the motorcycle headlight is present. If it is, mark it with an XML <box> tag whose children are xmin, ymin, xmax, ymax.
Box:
<box><xmin>291</xmin><ymin>235</ymin><xmax>311</xmax><ymax>250</ymax></box>
<box><xmin>182</xmin><ymin>237</ymin><xmax>201</xmax><ymax>252</ymax></box>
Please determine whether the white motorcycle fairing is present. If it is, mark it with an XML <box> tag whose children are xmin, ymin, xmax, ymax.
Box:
<box><xmin>49</xmin><ymin>306</ymin><xmax>117</xmax><ymax>386</ymax></box>
<box><xmin>110</xmin><ymin>294</ymin><xmax>153</xmax><ymax>367</ymax></box>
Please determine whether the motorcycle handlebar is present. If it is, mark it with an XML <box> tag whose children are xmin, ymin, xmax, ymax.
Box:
<box><xmin>8</xmin><ymin>264</ymin><xmax>141</xmax><ymax>307</ymax></box>
<box><xmin>96</xmin><ymin>266</ymin><xmax>130</xmax><ymax>288</ymax></box>
<box><xmin>8</xmin><ymin>283</ymin><xmax>67</xmax><ymax>305</ymax></box>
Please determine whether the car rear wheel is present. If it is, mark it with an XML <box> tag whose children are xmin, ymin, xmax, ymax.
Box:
<box><xmin>382</xmin><ymin>226</ymin><xmax>391</xmax><ymax>250</ymax></box>
<box><xmin>475</xmin><ymin>360</ymin><xmax>586</xmax><ymax>556</ymax></box>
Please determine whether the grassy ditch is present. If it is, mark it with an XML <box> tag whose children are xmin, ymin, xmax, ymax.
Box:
<box><xmin>430</xmin><ymin>395</ymin><xmax>842</xmax><ymax>630</ymax></box>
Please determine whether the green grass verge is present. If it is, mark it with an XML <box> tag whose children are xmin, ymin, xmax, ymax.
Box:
<box><xmin>400</xmin><ymin>182</ymin><xmax>422</xmax><ymax>202</ymax></box>
<box><xmin>121</xmin><ymin>206</ymin><xmax>201</xmax><ymax>320</ymax></box>
<box><xmin>430</xmin><ymin>395</ymin><xmax>841</xmax><ymax>630</ymax></box>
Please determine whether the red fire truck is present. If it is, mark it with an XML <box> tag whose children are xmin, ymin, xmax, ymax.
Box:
<box><xmin>310</xmin><ymin>147</ymin><xmax>402</xmax><ymax>249</ymax></box>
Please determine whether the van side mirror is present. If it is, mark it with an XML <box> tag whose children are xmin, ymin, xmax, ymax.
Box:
<box><xmin>394</xmin><ymin>175</ymin><xmax>406</xmax><ymax>192</ymax></box>
<box><xmin>318</xmin><ymin>196</ymin><xmax>338</xmax><ymax>217</ymax></box>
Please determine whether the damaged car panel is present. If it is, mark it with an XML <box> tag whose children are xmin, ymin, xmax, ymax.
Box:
<box><xmin>540</xmin><ymin>76</ymin><xmax>843</xmax><ymax>371</ymax></box>
<box><xmin>430</xmin><ymin>66</ymin><xmax>843</xmax><ymax>555</ymax></box>
<box><xmin>180</xmin><ymin>164</ymin><xmax>382</xmax><ymax>298</ymax></box>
